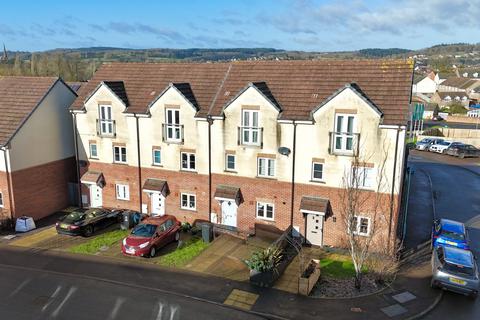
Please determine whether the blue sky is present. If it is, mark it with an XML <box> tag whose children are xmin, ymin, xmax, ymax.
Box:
<box><xmin>1</xmin><ymin>0</ymin><xmax>479</xmax><ymax>52</ymax></box>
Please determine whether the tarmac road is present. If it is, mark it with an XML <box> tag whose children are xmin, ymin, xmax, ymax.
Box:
<box><xmin>405</xmin><ymin>150</ymin><xmax>480</xmax><ymax>319</ymax></box>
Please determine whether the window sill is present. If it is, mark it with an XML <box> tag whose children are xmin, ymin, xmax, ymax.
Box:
<box><xmin>152</xmin><ymin>163</ymin><xmax>163</xmax><ymax>167</ymax></box>
<box><xmin>256</xmin><ymin>217</ymin><xmax>275</xmax><ymax>222</ymax></box>
<box><xmin>180</xmin><ymin>169</ymin><xmax>197</xmax><ymax>174</ymax></box>
<box><xmin>164</xmin><ymin>140</ymin><xmax>183</xmax><ymax>145</ymax></box>
<box><xmin>256</xmin><ymin>176</ymin><xmax>277</xmax><ymax>180</ymax></box>
<box><xmin>180</xmin><ymin>207</ymin><xmax>197</xmax><ymax>212</ymax></box>
<box><xmin>112</xmin><ymin>162</ymin><xmax>128</xmax><ymax>166</ymax></box>
<box><xmin>89</xmin><ymin>157</ymin><xmax>99</xmax><ymax>160</ymax></box>
<box><xmin>310</xmin><ymin>179</ymin><xmax>326</xmax><ymax>184</ymax></box>
<box><xmin>116</xmin><ymin>198</ymin><xmax>130</xmax><ymax>201</ymax></box>
<box><xmin>224</xmin><ymin>170</ymin><xmax>237</xmax><ymax>173</ymax></box>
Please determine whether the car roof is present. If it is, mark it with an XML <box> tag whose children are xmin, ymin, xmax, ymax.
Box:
<box><xmin>443</xmin><ymin>246</ymin><xmax>474</xmax><ymax>268</ymax></box>
<box><xmin>142</xmin><ymin>215</ymin><xmax>175</xmax><ymax>225</ymax></box>
<box><xmin>440</xmin><ymin>219</ymin><xmax>465</xmax><ymax>234</ymax></box>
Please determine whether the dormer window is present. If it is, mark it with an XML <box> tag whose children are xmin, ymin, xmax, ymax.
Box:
<box><xmin>97</xmin><ymin>104</ymin><xmax>115</xmax><ymax>137</ymax></box>
<box><xmin>163</xmin><ymin>108</ymin><xmax>183</xmax><ymax>143</ymax></box>
<box><xmin>239</xmin><ymin>109</ymin><xmax>263</xmax><ymax>147</ymax></box>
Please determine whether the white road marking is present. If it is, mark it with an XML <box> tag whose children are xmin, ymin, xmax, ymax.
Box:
<box><xmin>9</xmin><ymin>278</ymin><xmax>31</xmax><ymax>297</ymax></box>
<box><xmin>51</xmin><ymin>286</ymin><xmax>77</xmax><ymax>318</ymax></box>
<box><xmin>108</xmin><ymin>297</ymin><xmax>125</xmax><ymax>320</ymax></box>
<box><xmin>169</xmin><ymin>305</ymin><xmax>179</xmax><ymax>320</ymax></box>
<box><xmin>156</xmin><ymin>302</ymin><xmax>164</xmax><ymax>320</ymax></box>
<box><xmin>41</xmin><ymin>285</ymin><xmax>62</xmax><ymax>312</ymax></box>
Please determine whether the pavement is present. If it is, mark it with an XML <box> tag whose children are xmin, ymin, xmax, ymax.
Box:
<box><xmin>405</xmin><ymin>150</ymin><xmax>480</xmax><ymax>320</ymax></box>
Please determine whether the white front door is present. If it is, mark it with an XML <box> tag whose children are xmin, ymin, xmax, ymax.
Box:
<box><xmin>90</xmin><ymin>185</ymin><xmax>103</xmax><ymax>208</ymax></box>
<box><xmin>306</xmin><ymin>213</ymin><xmax>324</xmax><ymax>246</ymax></box>
<box><xmin>151</xmin><ymin>192</ymin><xmax>165</xmax><ymax>216</ymax></box>
<box><xmin>221</xmin><ymin>200</ymin><xmax>237</xmax><ymax>227</ymax></box>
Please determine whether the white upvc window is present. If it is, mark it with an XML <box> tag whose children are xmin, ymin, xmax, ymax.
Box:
<box><xmin>334</xmin><ymin>114</ymin><xmax>356</xmax><ymax>152</ymax></box>
<box><xmin>257</xmin><ymin>157</ymin><xmax>275</xmax><ymax>177</ymax></box>
<box><xmin>89</xmin><ymin>143</ymin><xmax>98</xmax><ymax>159</ymax></box>
<box><xmin>256</xmin><ymin>202</ymin><xmax>274</xmax><ymax>221</ymax></box>
<box><xmin>113</xmin><ymin>146</ymin><xmax>127</xmax><ymax>163</ymax></box>
<box><xmin>181</xmin><ymin>152</ymin><xmax>196</xmax><ymax>171</ymax></box>
<box><xmin>181</xmin><ymin>193</ymin><xmax>196</xmax><ymax>211</ymax></box>
<box><xmin>152</xmin><ymin>149</ymin><xmax>162</xmax><ymax>165</ymax></box>
<box><xmin>116</xmin><ymin>184</ymin><xmax>130</xmax><ymax>201</ymax></box>
<box><xmin>225</xmin><ymin>154</ymin><xmax>236</xmax><ymax>171</ymax></box>
<box><xmin>0</xmin><ymin>192</ymin><xmax>4</xmax><ymax>207</ymax></box>
<box><xmin>99</xmin><ymin>104</ymin><xmax>113</xmax><ymax>135</ymax></box>
<box><xmin>352</xmin><ymin>216</ymin><xmax>371</xmax><ymax>236</ymax></box>
<box><xmin>311</xmin><ymin>162</ymin><xmax>324</xmax><ymax>181</ymax></box>
<box><xmin>165</xmin><ymin>109</ymin><xmax>181</xmax><ymax>142</ymax></box>
<box><xmin>241</xmin><ymin>110</ymin><xmax>260</xmax><ymax>145</ymax></box>
<box><xmin>352</xmin><ymin>166</ymin><xmax>375</xmax><ymax>189</ymax></box>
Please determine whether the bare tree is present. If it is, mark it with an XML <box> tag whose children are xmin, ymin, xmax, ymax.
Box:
<box><xmin>338</xmin><ymin>142</ymin><xmax>391</xmax><ymax>289</ymax></box>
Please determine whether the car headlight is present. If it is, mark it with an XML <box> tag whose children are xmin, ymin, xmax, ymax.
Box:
<box><xmin>122</xmin><ymin>238</ymin><xmax>127</xmax><ymax>246</ymax></box>
<box><xmin>139</xmin><ymin>242</ymin><xmax>150</xmax><ymax>249</ymax></box>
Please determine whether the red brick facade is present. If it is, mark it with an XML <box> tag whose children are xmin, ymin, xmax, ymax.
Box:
<box><xmin>10</xmin><ymin>157</ymin><xmax>76</xmax><ymax>220</ymax></box>
<box><xmin>81</xmin><ymin>162</ymin><xmax>400</xmax><ymax>248</ymax></box>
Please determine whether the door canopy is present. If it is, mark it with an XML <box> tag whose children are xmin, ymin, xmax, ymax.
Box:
<box><xmin>142</xmin><ymin>178</ymin><xmax>169</xmax><ymax>196</ymax></box>
<box><xmin>214</xmin><ymin>185</ymin><xmax>243</xmax><ymax>206</ymax></box>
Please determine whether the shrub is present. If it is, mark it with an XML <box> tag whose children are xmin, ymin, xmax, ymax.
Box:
<box><xmin>366</xmin><ymin>254</ymin><xmax>399</xmax><ymax>284</ymax></box>
<box><xmin>180</xmin><ymin>222</ymin><xmax>191</xmax><ymax>232</ymax></box>
<box><xmin>422</xmin><ymin>127</ymin><xmax>444</xmax><ymax>137</ymax></box>
<box><xmin>245</xmin><ymin>247</ymin><xmax>283</xmax><ymax>273</ymax></box>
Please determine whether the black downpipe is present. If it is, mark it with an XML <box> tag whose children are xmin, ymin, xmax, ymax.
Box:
<box><xmin>3</xmin><ymin>147</ymin><xmax>14</xmax><ymax>220</ymax></box>
<box><xmin>135</xmin><ymin>115</ymin><xmax>143</xmax><ymax>213</ymax></box>
<box><xmin>72</xmin><ymin>113</ymin><xmax>83</xmax><ymax>208</ymax></box>
<box><xmin>290</xmin><ymin>122</ymin><xmax>297</xmax><ymax>230</ymax></box>
<box><xmin>207</xmin><ymin>116</ymin><xmax>213</xmax><ymax>223</ymax></box>
<box><xmin>388</xmin><ymin>127</ymin><xmax>401</xmax><ymax>250</ymax></box>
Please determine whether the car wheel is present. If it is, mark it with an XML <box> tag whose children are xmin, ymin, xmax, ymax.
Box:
<box><xmin>459</xmin><ymin>153</ymin><xmax>465</xmax><ymax>159</ymax></box>
<box><xmin>469</xmin><ymin>292</ymin><xmax>478</xmax><ymax>299</ymax></box>
<box><xmin>149</xmin><ymin>246</ymin><xmax>156</xmax><ymax>258</ymax></box>
<box><xmin>175</xmin><ymin>232</ymin><xmax>180</xmax><ymax>241</ymax></box>
<box><xmin>84</xmin><ymin>225</ymin><xmax>94</xmax><ymax>237</ymax></box>
<box><xmin>442</xmin><ymin>149</ymin><xmax>446</xmax><ymax>154</ymax></box>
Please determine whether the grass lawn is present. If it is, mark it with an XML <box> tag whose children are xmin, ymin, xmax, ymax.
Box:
<box><xmin>320</xmin><ymin>253</ymin><xmax>367</xmax><ymax>279</ymax></box>
<box><xmin>157</xmin><ymin>237</ymin><xmax>209</xmax><ymax>268</ymax></box>
<box><xmin>69</xmin><ymin>229</ymin><xmax>129</xmax><ymax>255</ymax></box>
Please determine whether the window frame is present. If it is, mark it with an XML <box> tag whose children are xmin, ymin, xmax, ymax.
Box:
<box><xmin>180</xmin><ymin>152</ymin><xmax>196</xmax><ymax>171</ymax></box>
<box><xmin>225</xmin><ymin>153</ymin><xmax>236</xmax><ymax>172</ymax></box>
<box><xmin>257</xmin><ymin>157</ymin><xmax>275</xmax><ymax>178</ymax></box>
<box><xmin>180</xmin><ymin>193</ymin><xmax>196</xmax><ymax>211</ymax></box>
<box><xmin>333</xmin><ymin>113</ymin><xmax>356</xmax><ymax>153</ymax></box>
<box><xmin>99</xmin><ymin>104</ymin><xmax>114</xmax><ymax>135</ymax></box>
<box><xmin>113</xmin><ymin>146</ymin><xmax>127</xmax><ymax>164</ymax></box>
<box><xmin>0</xmin><ymin>191</ymin><xmax>4</xmax><ymax>208</ymax></box>
<box><xmin>115</xmin><ymin>184</ymin><xmax>130</xmax><ymax>201</ymax></box>
<box><xmin>352</xmin><ymin>166</ymin><xmax>375</xmax><ymax>189</ymax></box>
<box><xmin>89</xmin><ymin>143</ymin><xmax>98</xmax><ymax>159</ymax></box>
<box><xmin>241</xmin><ymin>110</ymin><xmax>260</xmax><ymax>145</ymax></box>
<box><xmin>352</xmin><ymin>215</ymin><xmax>371</xmax><ymax>236</ymax></box>
<box><xmin>152</xmin><ymin>149</ymin><xmax>162</xmax><ymax>166</ymax></box>
<box><xmin>256</xmin><ymin>201</ymin><xmax>275</xmax><ymax>221</ymax></box>
<box><xmin>165</xmin><ymin>108</ymin><xmax>181</xmax><ymax>142</ymax></box>
<box><xmin>311</xmin><ymin>162</ymin><xmax>324</xmax><ymax>181</ymax></box>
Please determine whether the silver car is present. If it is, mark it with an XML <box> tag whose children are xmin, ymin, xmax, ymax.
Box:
<box><xmin>431</xmin><ymin>245</ymin><xmax>479</xmax><ymax>298</ymax></box>
<box><xmin>416</xmin><ymin>138</ymin><xmax>444</xmax><ymax>151</ymax></box>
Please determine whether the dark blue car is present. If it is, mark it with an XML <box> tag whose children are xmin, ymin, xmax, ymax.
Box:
<box><xmin>432</xmin><ymin>219</ymin><xmax>469</xmax><ymax>250</ymax></box>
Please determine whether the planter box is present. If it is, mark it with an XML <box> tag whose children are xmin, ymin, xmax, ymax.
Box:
<box><xmin>298</xmin><ymin>259</ymin><xmax>321</xmax><ymax>296</ymax></box>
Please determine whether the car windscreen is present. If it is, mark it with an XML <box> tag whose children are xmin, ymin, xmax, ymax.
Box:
<box><xmin>63</xmin><ymin>212</ymin><xmax>86</xmax><ymax>223</ymax></box>
<box><xmin>439</xmin><ymin>141</ymin><xmax>450</xmax><ymax>146</ymax></box>
<box><xmin>131</xmin><ymin>224</ymin><xmax>157</xmax><ymax>237</ymax></box>
<box><xmin>420</xmin><ymin>139</ymin><xmax>432</xmax><ymax>143</ymax></box>
<box><xmin>444</xmin><ymin>262</ymin><xmax>475</xmax><ymax>277</ymax></box>
<box><xmin>441</xmin><ymin>230</ymin><xmax>465</xmax><ymax>241</ymax></box>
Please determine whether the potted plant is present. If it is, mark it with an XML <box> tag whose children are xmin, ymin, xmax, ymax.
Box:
<box><xmin>298</xmin><ymin>259</ymin><xmax>321</xmax><ymax>296</ymax></box>
<box><xmin>245</xmin><ymin>247</ymin><xmax>283</xmax><ymax>287</ymax></box>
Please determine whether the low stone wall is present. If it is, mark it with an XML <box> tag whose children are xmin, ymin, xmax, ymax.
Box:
<box><xmin>447</xmin><ymin>115</ymin><xmax>480</xmax><ymax>124</ymax></box>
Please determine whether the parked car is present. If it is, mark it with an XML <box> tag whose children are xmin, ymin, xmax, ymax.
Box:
<box><xmin>56</xmin><ymin>208</ymin><xmax>122</xmax><ymax>237</ymax></box>
<box><xmin>445</xmin><ymin>142</ymin><xmax>465</xmax><ymax>156</ymax></box>
<box><xmin>416</xmin><ymin>138</ymin><xmax>444</xmax><ymax>151</ymax></box>
<box><xmin>431</xmin><ymin>245</ymin><xmax>479</xmax><ymax>298</ymax></box>
<box><xmin>121</xmin><ymin>215</ymin><xmax>181</xmax><ymax>258</ymax></box>
<box><xmin>450</xmin><ymin>144</ymin><xmax>480</xmax><ymax>158</ymax></box>
<box><xmin>432</xmin><ymin>218</ymin><xmax>469</xmax><ymax>250</ymax></box>
<box><xmin>428</xmin><ymin>140</ymin><xmax>454</xmax><ymax>153</ymax></box>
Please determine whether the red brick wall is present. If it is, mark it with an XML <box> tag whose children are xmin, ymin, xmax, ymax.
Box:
<box><xmin>0</xmin><ymin>172</ymin><xmax>12</xmax><ymax>219</ymax></box>
<box><xmin>11</xmin><ymin>157</ymin><xmax>76</xmax><ymax>220</ymax></box>
<box><xmin>81</xmin><ymin>162</ymin><xmax>399</xmax><ymax>249</ymax></box>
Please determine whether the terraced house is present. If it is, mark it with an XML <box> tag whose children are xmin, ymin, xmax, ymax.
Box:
<box><xmin>71</xmin><ymin>60</ymin><xmax>413</xmax><ymax>248</ymax></box>
<box><xmin>0</xmin><ymin>76</ymin><xmax>78</xmax><ymax>224</ymax></box>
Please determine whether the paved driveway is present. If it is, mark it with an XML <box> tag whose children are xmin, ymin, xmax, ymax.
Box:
<box><xmin>405</xmin><ymin>150</ymin><xmax>480</xmax><ymax>319</ymax></box>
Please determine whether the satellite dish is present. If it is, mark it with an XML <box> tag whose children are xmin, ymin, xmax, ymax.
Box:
<box><xmin>278</xmin><ymin>147</ymin><xmax>291</xmax><ymax>156</ymax></box>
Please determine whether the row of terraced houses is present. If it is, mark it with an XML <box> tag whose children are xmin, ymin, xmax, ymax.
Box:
<box><xmin>0</xmin><ymin>59</ymin><xmax>413</xmax><ymax>248</ymax></box>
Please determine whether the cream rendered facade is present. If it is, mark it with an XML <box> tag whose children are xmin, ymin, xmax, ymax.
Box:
<box><xmin>75</xmin><ymin>81</ymin><xmax>406</xmax><ymax>247</ymax></box>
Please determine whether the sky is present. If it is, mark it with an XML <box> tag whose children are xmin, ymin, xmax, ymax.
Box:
<box><xmin>1</xmin><ymin>0</ymin><xmax>480</xmax><ymax>52</ymax></box>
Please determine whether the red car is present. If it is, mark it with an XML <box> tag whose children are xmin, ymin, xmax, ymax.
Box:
<box><xmin>121</xmin><ymin>215</ymin><xmax>180</xmax><ymax>258</ymax></box>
